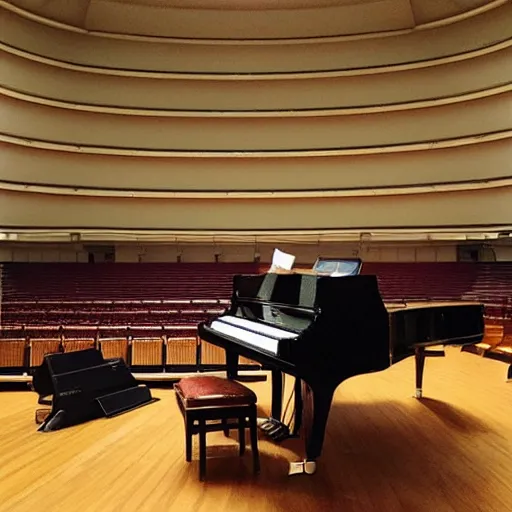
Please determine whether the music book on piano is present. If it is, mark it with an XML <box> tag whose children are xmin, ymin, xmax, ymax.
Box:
<box><xmin>269</xmin><ymin>248</ymin><xmax>296</xmax><ymax>272</ymax></box>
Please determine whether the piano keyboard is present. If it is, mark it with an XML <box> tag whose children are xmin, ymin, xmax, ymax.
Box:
<box><xmin>210</xmin><ymin>315</ymin><xmax>298</xmax><ymax>355</ymax></box>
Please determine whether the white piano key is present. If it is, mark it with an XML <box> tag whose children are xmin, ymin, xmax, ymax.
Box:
<box><xmin>219</xmin><ymin>315</ymin><xmax>298</xmax><ymax>339</ymax></box>
<box><xmin>210</xmin><ymin>320</ymin><xmax>280</xmax><ymax>354</ymax></box>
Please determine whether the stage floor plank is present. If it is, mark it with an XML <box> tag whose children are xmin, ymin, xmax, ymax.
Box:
<box><xmin>0</xmin><ymin>349</ymin><xmax>510</xmax><ymax>512</ymax></box>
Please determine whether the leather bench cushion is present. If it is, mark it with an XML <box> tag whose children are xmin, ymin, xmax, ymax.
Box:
<box><xmin>175</xmin><ymin>376</ymin><xmax>256</xmax><ymax>408</ymax></box>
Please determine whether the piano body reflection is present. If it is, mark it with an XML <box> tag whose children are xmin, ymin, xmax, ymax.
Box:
<box><xmin>198</xmin><ymin>272</ymin><xmax>484</xmax><ymax>475</ymax></box>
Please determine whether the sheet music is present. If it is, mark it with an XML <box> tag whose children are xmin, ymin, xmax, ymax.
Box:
<box><xmin>270</xmin><ymin>248</ymin><xmax>295</xmax><ymax>271</ymax></box>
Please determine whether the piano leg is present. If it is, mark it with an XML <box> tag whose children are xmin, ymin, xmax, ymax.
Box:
<box><xmin>415</xmin><ymin>347</ymin><xmax>426</xmax><ymax>399</ymax></box>
<box><xmin>271</xmin><ymin>369</ymin><xmax>283</xmax><ymax>420</ymax></box>
<box><xmin>507</xmin><ymin>364</ymin><xmax>512</xmax><ymax>381</ymax></box>
<box><xmin>288</xmin><ymin>383</ymin><xmax>335</xmax><ymax>476</ymax></box>
<box><xmin>226</xmin><ymin>350</ymin><xmax>239</xmax><ymax>380</ymax></box>
<box><xmin>292</xmin><ymin>377</ymin><xmax>303</xmax><ymax>436</ymax></box>
<box><xmin>414</xmin><ymin>346</ymin><xmax>445</xmax><ymax>398</ymax></box>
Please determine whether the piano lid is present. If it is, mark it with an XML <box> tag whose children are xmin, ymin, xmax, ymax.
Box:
<box><xmin>233</xmin><ymin>271</ymin><xmax>382</xmax><ymax>314</ymax></box>
<box><xmin>234</xmin><ymin>272</ymin><xmax>318</xmax><ymax>310</ymax></box>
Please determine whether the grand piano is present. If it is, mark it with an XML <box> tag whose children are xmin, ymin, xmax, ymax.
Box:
<box><xmin>198</xmin><ymin>266</ymin><xmax>484</xmax><ymax>475</ymax></box>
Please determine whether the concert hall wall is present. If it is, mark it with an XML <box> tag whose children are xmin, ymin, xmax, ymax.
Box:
<box><xmin>0</xmin><ymin>1</ymin><xmax>510</xmax><ymax>242</ymax></box>
<box><xmin>0</xmin><ymin>242</ymin><xmax>509</xmax><ymax>265</ymax></box>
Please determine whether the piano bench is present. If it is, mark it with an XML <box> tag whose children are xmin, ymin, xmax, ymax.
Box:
<box><xmin>174</xmin><ymin>376</ymin><xmax>260</xmax><ymax>481</ymax></box>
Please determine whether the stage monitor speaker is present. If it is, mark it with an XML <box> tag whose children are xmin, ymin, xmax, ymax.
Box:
<box><xmin>32</xmin><ymin>349</ymin><xmax>157</xmax><ymax>432</ymax></box>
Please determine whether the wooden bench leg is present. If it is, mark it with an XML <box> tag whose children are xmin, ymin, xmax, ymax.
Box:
<box><xmin>249</xmin><ymin>407</ymin><xmax>260</xmax><ymax>474</ymax></box>
<box><xmin>178</xmin><ymin>401</ymin><xmax>260</xmax><ymax>479</ymax></box>
<box><xmin>185</xmin><ymin>415</ymin><xmax>193</xmax><ymax>462</ymax></box>
<box><xmin>238</xmin><ymin>416</ymin><xmax>245</xmax><ymax>456</ymax></box>
<box><xmin>222</xmin><ymin>418</ymin><xmax>230</xmax><ymax>437</ymax></box>
<box><xmin>199</xmin><ymin>419</ymin><xmax>207</xmax><ymax>481</ymax></box>
<box><xmin>507</xmin><ymin>364</ymin><xmax>512</xmax><ymax>381</ymax></box>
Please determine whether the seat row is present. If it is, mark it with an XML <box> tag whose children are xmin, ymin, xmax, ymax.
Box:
<box><xmin>0</xmin><ymin>324</ymin><xmax>199</xmax><ymax>339</ymax></box>
<box><xmin>1</xmin><ymin>262</ymin><xmax>258</xmax><ymax>301</ymax></box>
<box><xmin>1</xmin><ymin>298</ymin><xmax>229</xmax><ymax>306</ymax></box>
<box><xmin>462</xmin><ymin>323</ymin><xmax>512</xmax><ymax>380</ymax></box>
<box><xmin>1</xmin><ymin>313</ymin><xmax>220</xmax><ymax>328</ymax></box>
<box><xmin>0</xmin><ymin>303</ymin><xmax>226</xmax><ymax>329</ymax></box>
<box><xmin>0</xmin><ymin>336</ymin><xmax>259</xmax><ymax>373</ymax></box>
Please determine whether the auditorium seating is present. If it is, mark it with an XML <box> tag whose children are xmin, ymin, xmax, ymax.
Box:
<box><xmin>1</xmin><ymin>262</ymin><xmax>256</xmax><ymax>301</ymax></box>
<box><xmin>0</xmin><ymin>327</ymin><xmax>24</xmax><ymax>339</ymax></box>
<box><xmin>29</xmin><ymin>338</ymin><xmax>61</xmax><ymax>368</ymax></box>
<box><xmin>462</xmin><ymin>324</ymin><xmax>512</xmax><ymax>380</ymax></box>
<box><xmin>165</xmin><ymin>337</ymin><xmax>198</xmax><ymax>369</ymax></box>
<box><xmin>62</xmin><ymin>338</ymin><xmax>96</xmax><ymax>354</ymax></box>
<box><xmin>0</xmin><ymin>261</ymin><xmax>510</xmax><ymax>377</ymax></box>
<box><xmin>131</xmin><ymin>338</ymin><xmax>164</xmax><ymax>368</ymax></box>
<box><xmin>99</xmin><ymin>338</ymin><xmax>129</xmax><ymax>363</ymax></box>
<box><xmin>361</xmin><ymin>262</ymin><xmax>512</xmax><ymax>322</ymax></box>
<box><xmin>362</xmin><ymin>262</ymin><xmax>475</xmax><ymax>300</ymax></box>
<box><xmin>62</xmin><ymin>325</ymin><xmax>99</xmax><ymax>339</ymax></box>
<box><xmin>0</xmin><ymin>339</ymin><xmax>26</xmax><ymax>369</ymax></box>
<box><xmin>0</xmin><ymin>262</ymin><xmax>256</xmax><ymax>375</ymax></box>
<box><xmin>0</xmin><ymin>263</ymin><xmax>246</xmax><ymax>332</ymax></box>
<box><xmin>463</xmin><ymin>324</ymin><xmax>505</xmax><ymax>356</ymax></box>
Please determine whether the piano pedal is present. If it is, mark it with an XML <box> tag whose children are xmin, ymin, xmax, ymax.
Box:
<box><xmin>257</xmin><ymin>417</ymin><xmax>279</xmax><ymax>431</ymax></box>
<box><xmin>266</xmin><ymin>422</ymin><xmax>285</xmax><ymax>435</ymax></box>
<box><xmin>257</xmin><ymin>417</ymin><xmax>291</xmax><ymax>443</ymax></box>
<box><xmin>288</xmin><ymin>459</ymin><xmax>317</xmax><ymax>476</ymax></box>
<box><xmin>269</xmin><ymin>425</ymin><xmax>290</xmax><ymax>441</ymax></box>
<box><xmin>257</xmin><ymin>418</ymin><xmax>277</xmax><ymax>432</ymax></box>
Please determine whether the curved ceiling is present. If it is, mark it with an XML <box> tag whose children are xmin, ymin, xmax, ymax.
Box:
<box><xmin>1</xmin><ymin>0</ymin><xmax>511</xmax><ymax>241</ymax></box>
<box><xmin>3</xmin><ymin>0</ymin><xmax>505</xmax><ymax>40</ymax></box>
<box><xmin>16</xmin><ymin>0</ymin><xmax>402</xmax><ymax>11</ymax></box>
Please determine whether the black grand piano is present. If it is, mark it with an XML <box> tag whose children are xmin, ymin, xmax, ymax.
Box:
<box><xmin>198</xmin><ymin>268</ymin><xmax>484</xmax><ymax>475</ymax></box>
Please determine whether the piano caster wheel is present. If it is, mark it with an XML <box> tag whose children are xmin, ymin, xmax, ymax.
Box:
<box><xmin>288</xmin><ymin>460</ymin><xmax>317</xmax><ymax>476</ymax></box>
<box><xmin>414</xmin><ymin>388</ymin><xmax>423</xmax><ymax>399</ymax></box>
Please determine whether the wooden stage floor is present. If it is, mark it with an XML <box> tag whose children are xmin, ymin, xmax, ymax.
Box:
<box><xmin>0</xmin><ymin>349</ymin><xmax>510</xmax><ymax>512</ymax></box>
